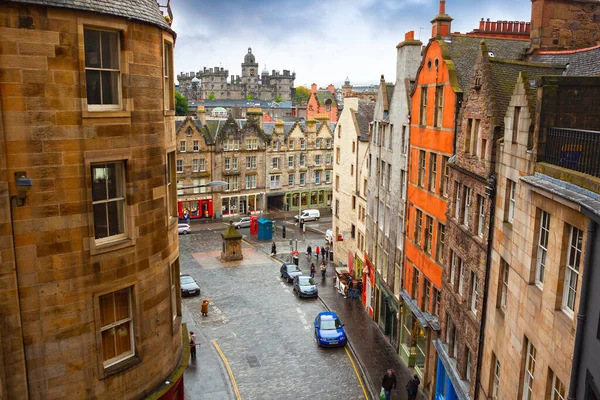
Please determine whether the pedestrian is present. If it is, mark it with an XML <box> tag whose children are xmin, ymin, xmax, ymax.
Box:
<box><xmin>347</xmin><ymin>277</ymin><xmax>354</xmax><ymax>299</ymax></box>
<box><xmin>320</xmin><ymin>263</ymin><xmax>327</xmax><ymax>278</ymax></box>
<box><xmin>315</xmin><ymin>245</ymin><xmax>320</xmax><ymax>260</ymax></box>
<box><xmin>406</xmin><ymin>374</ymin><xmax>420</xmax><ymax>400</ymax></box>
<box><xmin>306</xmin><ymin>245</ymin><xmax>312</xmax><ymax>258</ymax></box>
<box><xmin>381</xmin><ymin>369</ymin><xmax>397</xmax><ymax>400</ymax></box>
<box><xmin>189</xmin><ymin>331</ymin><xmax>197</xmax><ymax>360</ymax></box>
<box><xmin>271</xmin><ymin>241</ymin><xmax>277</xmax><ymax>256</ymax></box>
<box><xmin>310</xmin><ymin>263</ymin><xmax>316</xmax><ymax>278</ymax></box>
<box><xmin>201</xmin><ymin>299</ymin><xmax>210</xmax><ymax>317</ymax></box>
<box><xmin>355</xmin><ymin>280</ymin><xmax>363</xmax><ymax>300</ymax></box>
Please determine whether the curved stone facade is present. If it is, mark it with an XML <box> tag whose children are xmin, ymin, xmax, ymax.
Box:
<box><xmin>0</xmin><ymin>1</ymin><xmax>182</xmax><ymax>399</ymax></box>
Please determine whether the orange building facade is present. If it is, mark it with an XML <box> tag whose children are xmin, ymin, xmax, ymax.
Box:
<box><xmin>306</xmin><ymin>83</ymin><xmax>339</xmax><ymax>122</ymax></box>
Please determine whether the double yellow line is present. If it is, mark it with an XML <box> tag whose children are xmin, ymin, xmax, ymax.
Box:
<box><xmin>345</xmin><ymin>346</ymin><xmax>370</xmax><ymax>400</ymax></box>
<box><xmin>212</xmin><ymin>340</ymin><xmax>242</xmax><ymax>400</ymax></box>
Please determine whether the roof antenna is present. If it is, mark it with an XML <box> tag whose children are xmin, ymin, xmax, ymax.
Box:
<box><xmin>418</xmin><ymin>27</ymin><xmax>425</xmax><ymax>41</ymax></box>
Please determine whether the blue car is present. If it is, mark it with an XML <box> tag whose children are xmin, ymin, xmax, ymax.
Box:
<box><xmin>314</xmin><ymin>312</ymin><xmax>347</xmax><ymax>347</ymax></box>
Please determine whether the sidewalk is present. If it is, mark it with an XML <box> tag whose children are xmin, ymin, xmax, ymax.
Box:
<box><xmin>182</xmin><ymin>303</ymin><xmax>236</xmax><ymax>400</ymax></box>
<box><xmin>272</xmin><ymin>245</ymin><xmax>425</xmax><ymax>400</ymax></box>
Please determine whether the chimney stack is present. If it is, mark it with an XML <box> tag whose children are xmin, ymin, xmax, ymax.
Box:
<box><xmin>327</xmin><ymin>84</ymin><xmax>335</xmax><ymax>95</ymax></box>
<box><xmin>197</xmin><ymin>106</ymin><xmax>206</xmax><ymax>125</ymax></box>
<box><xmin>311</xmin><ymin>83</ymin><xmax>317</xmax><ymax>94</ymax></box>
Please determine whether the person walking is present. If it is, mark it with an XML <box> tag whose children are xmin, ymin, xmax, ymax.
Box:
<box><xmin>347</xmin><ymin>277</ymin><xmax>354</xmax><ymax>299</ymax></box>
<box><xmin>201</xmin><ymin>299</ymin><xmax>210</xmax><ymax>317</ymax></box>
<box><xmin>406</xmin><ymin>374</ymin><xmax>420</xmax><ymax>400</ymax></box>
<box><xmin>306</xmin><ymin>245</ymin><xmax>312</xmax><ymax>259</ymax></box>
<box><xmin>310</xmin><ymin>263</ymin><xmax>316</xmax><ymax>278</ymax></box>
<box><xmin>271</xmin><ymin>241</ymin><xmax>277</xmax><ymax>256</ymax></box>
<box><xmin>315</xmin><ymin>245</ymin><xmax>320</xmax><ymax>261</ymax></box>
<box><xmin>189</xmin><ymin>331</ymin><xmax>197</xmax><ymax>360</ymax></box>
<box><xmin>320</xmin><ymin>262</ymin><xmax>327</xmax><ymax>278</ymax></box>
<box><xmin>355</xmin><ymin>280</ymin><xmax>363</xmax><ymax>300</ymax></box>
<box><xmin>381</xmin><ymin>369</ymin><xmax>397</xmax><ymax>400</ymax></box>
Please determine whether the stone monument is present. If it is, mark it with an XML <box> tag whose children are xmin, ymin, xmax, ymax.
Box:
<box><xmin>221</xmin><ymin>221</ymin><xmax>243</xmax><ymax>261</ymax></box>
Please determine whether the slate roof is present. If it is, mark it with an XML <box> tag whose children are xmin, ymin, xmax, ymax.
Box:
<box><xmin>530</xmin><ymin>45</ymin><xmax>600</xmax><ymax>76</ymax></box>
<box><xmin>10</xmin><ymin>0</ymin><xmax>171</xmax><ymax>31</ymax></box>
<box><xmin>262</xmin><ymin>122</ymin><xmax>275</xmax><ymax>136</ymax></box>
<box><xmin>316</xmin><ymin>90</ymin><xmax>338</xmax><ymax>107</ymax></box>
<box><xmin>385</xmin><ymin>84</ymin><xmax>395</xmax><ymax>106</ymax></box>
<box><xmin>444</xmin><ymin>35</ymin><xmax>530</xmax><ymax>92</ymax></box>
<box><xmin>354</xmin><ymin>102</ymin><xmax>375</xmax><ymax>141</ymax></box>
<box><xmin>488</xmin><ymin>59</ymin><xmax>564</xmax><ymax>116</ymax></box>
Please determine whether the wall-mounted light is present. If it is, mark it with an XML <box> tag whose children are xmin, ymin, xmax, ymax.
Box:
<box><xmin>12</xmin><ymin>171</ymin><xmax>33</xmax><ymax>207</ymax></box>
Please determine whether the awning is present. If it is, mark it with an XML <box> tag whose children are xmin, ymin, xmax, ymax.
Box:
<box><xmin>433</xmin><ymin>339</ymin><xmax>472</xmax><ymax>400</ymax></box>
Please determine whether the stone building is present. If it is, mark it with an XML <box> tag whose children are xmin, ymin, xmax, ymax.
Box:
<box><xmin>478</xmin><ymin>75</ymin><xmax>600</xmax><ymax>400</ymax></box>
<box><xmin>0</xmin><ymin>0</ymin><xmax>184</xmax><ymax>399</ymax></box>
<box><xmin>340</xmin><ymin>78</ymin><xmax>379</xmax><ymax>103</ymax></box>
<box><xmin>177</xmin><ymin>48</ymin><xmax>295</xmax><ymax>102</ymax></box>
<box><xmin>331</xmin><ymin>97</ymin><xmax>373</xmax><ymax>299</ymax></box>
<box><xmin>439</xmin><ymin>41</ymin><xmax>563</xmax><ymax>400</ymax></box>
<box><xmin>404</xmin><ymin>1</ymin><xmax>537</xmax><ymax>396</ymax></box>
<box><xmin>306</xmin><ymin>83</ymin><xmax>339</xmax><ymax>122</ymax></box>
<box><xmin>364</xmin><ymin>31</ymin><xmax>422</xmax><ymax>355</ymax></box>
<box><xmin>174</xmin><ymin>110</ymin><xmax>335</xmax><ymax>220</ymax></box>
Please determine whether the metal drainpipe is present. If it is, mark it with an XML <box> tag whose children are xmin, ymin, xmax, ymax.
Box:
<box><xmin>567</xmin><ymin>219</ymin><xmax>597</xmax><ymax>400</ymax></box>
<box><xmin>475</xmin><ymin>173</ymin><xmax>496</xmax><ymax>400</ymax></box>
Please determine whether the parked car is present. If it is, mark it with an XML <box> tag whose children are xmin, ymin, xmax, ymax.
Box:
<box><xmin>280</xmin><ymin>263</ymin><xmax>302</xmax><ymax>283</ymax></box>
<box><xmin>293</xmin><ymin>275</ymin><xmax>318</xmax><ymax>298</ymax></box>
<box><xmin>178</xmin><ymin>223</ymin><xmax>191</xmax><ymax>234</ymax></box>
<box><xmin>233</xmin><ymin>217</ymin><xmax>251</xmax><ymax>229</ymax></box>
<box><xmin>314</xmin><ymin>311</ymin><xmax>347</xmax><ymax>347</ymax></box>
<box><xmin>180</xmin><ymin>274</ymin><xmax>201</xmax><ymax>296</ymax></box>
<box><xmin>294</xmin><ymin>209</ymin><xmax>320</xmax><ymax>223</ymax></box>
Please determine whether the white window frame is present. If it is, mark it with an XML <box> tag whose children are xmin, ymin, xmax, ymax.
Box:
<box><xmin>315</xmin><ymin>154</ymin><xmax>322</xmax><ymax>166</ymax></box>
<box><xmin>326</xmin><ymin>139</ymin><xmax>332</xmax><ymax>149</ymax></box>
<box><xmin>315</xmin><ymin>171</ymin><xmax>321</xmax><ymax>185</ymax></box>
<box><xmin>245</xmin><ymin>175</ymin><xmax>256</xmax><ymax>189</ymax></box>
<box><xmin>99</xmin><ymin>287</ymin><xmax>134</xmax><ymax>368</ymax></box>
<box><xmin>325</xmin><ymin>170</ymin><xmax>331</xmax><ymax>184</ymax></box>
<box><xmin>450</xmin><ymin>251</ymin><xmax>457</xmax><ymax>287</ymax></box>
<box><xmin>273</xmin><ymin>140</ymin><xmax>279</xmax><ymax>151</ymax></box>
<box><xmin>289</xmin><ymin>140</ymin><xmax>295</xmax><ymax>150</ymax></box>
<box><xmin>91</xmin><ymin>162</ymin><xmax>126</xmax><ymax>242</ymax></box>
<box><xmin>272</xmin><ymin>157</ymin><xmax>279</xmax><ymax>169</ymax></box>
<box><xmin>522</xmin><ymin>339</ymin><xmax>536</xmax><ymax>400</ymax></box>
<box><xmin>463</xmin><ymin>186</ymin><xmax>471</xmax><ymax>227</ymax></box>
<box><xmin>470</xmin><ymin>272</ymin><xmax>479</xmax><ymax>315</ymax></box>
<box><xmin>508</xmin><ymin>179</ymin><xmax>516</xmax><ymax>223</ymax></box>
<box><xmin>300</xmin><ymin>138</ymin><xmax>306</xmax><ymax>150</ymax></box>
<box><xmin>454</xmin><ymin>181</ymin><xmax>461</xmax><ymax>218</ymax></box>
<box><xmin>458</xmin><ymin>257</ymin><xmax>464</xmax><ymax>295</ymax></box>
<box><xmin>299</xmin><ymin>154</ymin><xmax>306</xmax><ymax>167</ymax></box>
<box><xmin>179</xmin><ymin>140</ymin><xmax>186</xmax><ymax>152</ymax></box>
<box><xmin>288</xmin><ymin>174</ymin><xmax>295</xmax><ymax>186</ymax></box>
<box><xmin>84</xmin><ymin>28</ymin><xmax>121</xmax><ymax>111</ymax></box>
<box><xmin>193</xmin><ymin>140</ymin><xmax>199</xmax><ymax>151</ymax></box>
<box><xmin>176</xmin><ymin>160</ymin><xmax>183</xmax><ymax>174</ymax></box>
<box><xmin>199</xmin><ymin>158</ymin><xmax>206</xmax><ymax>172</ymax></box>
<box><xmin>535</xmin><ymin>210</ymin><xmax>550</xmax><ymax>287</ymax></box>
<box><xmin>477</xmin><ymin>195</ymin><xmax>485</xmax><ymax>237</ymax></box>
<box><xmin>288</xmin><ymin>155</ymin><xmax>294</xmax><ymax>168</ymax></box>
<box><xmin>192</xmin><ymin>159</ymin><xmax>199</xmax><ymax>172</ymax></box>
<box><xmin>270</xmin><ymin>175</ymin><xmax>281</xmax><ymax>189</ymax></box>
<box><xmin>299</xmin><ymin>172</ymin><xmax>306</xmax><ymax>185</ymax></box>
<box><xmin>492</xmin><ymin>357</ymin><xmax>500</xmax><ymax>400</ymax></box>
<box><xmin>500</xmin><ymin>260</ymin><xmax>509</xmax><ymax>310</ymax></box>
<box><xmin>316</xmin><ymin>138</ymin><xmax>322</xmax><ymax>149</ymax></box>
<box><xmin>224</xmin><ymin>157</ymin><xmax>230</xmax><ymax>170</ymax></box>
<box><xmin>550</xmin><ymin>371</ymin><xmax>566</xmax><ymax>400</ymax></box>
<box><xmin>562</xmin><ymin>225</ymin><xmax>582</xmax><ymax>315</ymax></box>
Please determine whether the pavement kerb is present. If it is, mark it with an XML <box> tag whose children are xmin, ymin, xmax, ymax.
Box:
<box><xmin>271</xmin><ymin>254</ymin><xmax>377</xmax><ymax>400</ymax></box>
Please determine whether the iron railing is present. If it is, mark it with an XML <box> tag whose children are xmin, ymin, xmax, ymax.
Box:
<box><xmin>540</xmin><ymin>127</ymin><xmax>600</xmax><ymax>178</ymax></box>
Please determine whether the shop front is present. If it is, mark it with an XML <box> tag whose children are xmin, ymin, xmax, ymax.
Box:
<box><xmin>433</xmin><ymin>339</ymin><xmax>469</xmax><ymax>400</ymax></box>
<box><xmin>398</xmin><ymin>290</ymin><xmax>440</xmax><ymax>381</ymax></box>
<box><xmin>178</xmin><ymin>197</ymin><xmax>213</xmax><ymax>220</ymax></box>
<box><xmin>376</xmin><ymin>274</ymin><xmax>400</xmax><ymax>347</ymax></box>
<box><xmin>284</xmin><ymin>188</ymin><xmax>330</xmax><ymax>211</ymax></box>
<box><xmin>221</xmin><ymin>193</ymin><xmax>263</xmax><ymax>217</ymax></box>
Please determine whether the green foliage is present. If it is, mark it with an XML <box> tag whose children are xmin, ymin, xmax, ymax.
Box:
<box><xmin>246</xmin><ymin>94</ymin><xmax>254</xmax><ymax>100</ymax></box>
<box><xmin>295</xmin><ymin>86</ymin><xmax>311</xmax><ymax>104</ymax></box>
<box><xmin>208</xmin><ymin>92</ymin><xmax>216</xmax><ymax>100</ymax></box>
<box><xmin>275</xmin><ymin>94</ymin><xmax>282</xmax><ymax>103</ymax></box>
<box><xmin>175</xmin><ymin>91</ymin><xmax>188</xmax><ymax>116</ymax></box>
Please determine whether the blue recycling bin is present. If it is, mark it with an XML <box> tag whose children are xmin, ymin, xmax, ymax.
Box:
<box><xmin>257</xmin><ymin>218</ymin><xmax>273</xmax><ymax>240</ymax></box>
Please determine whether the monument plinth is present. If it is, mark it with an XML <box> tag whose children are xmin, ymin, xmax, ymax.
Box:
<box><xmin>221</xmin><ymin>221</ymin><xmax>243</xmax><ymax>261</ymax></box>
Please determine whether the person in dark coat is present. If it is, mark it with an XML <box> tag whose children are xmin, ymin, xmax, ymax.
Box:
<box><xmin>381</xmin><ymin>369</ymin><xmax>397</xmax><ymax>400</ymax></box>
<box><xmin>271</xmin><ymin>242</ymin><xmax>277</xmax><ymax>256</ymax></box>
<box><xmin>310</xmin><ymin>263</ymin><xmax>316</xmax><ymax>278</ymax></box>
<box><xmin>355</xmin><ymin>280</ymin><xmax>363</xmax><ymax>300</ymax></box>
<box><xmin>406</xmin><ymin>374</ymin><xmax>420</xmax><ymax>400</ymax></box>
<box><xmin>306</xmin><ymin>245</ymin><xmax>312</xmax><ymax>258</ymax></box>
<box><xmin>347</xmin><ymin>277</ymin><xmax>354</xmax><ymax>299</ymax></box>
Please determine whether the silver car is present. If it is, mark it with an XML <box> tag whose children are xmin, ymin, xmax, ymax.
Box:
<box><xmin>293</xmin><ymin>275</ymin><xmax>318</xmax><ymax>298</ymax></box>
<box><xmin>178</xmin><ymin>223</ymin><xmax>191</xmax><ymax>234</ymax></box>
<box><xmin>233</xmin><ymin>217</ymin><xmax>251</xmax><ymax>229</ymax></box>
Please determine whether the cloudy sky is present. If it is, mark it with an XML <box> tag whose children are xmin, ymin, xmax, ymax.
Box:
<box><xmin>171</xmin><ymin>0</ymin><xmax>530</xmax><ymax>87</ymax></box>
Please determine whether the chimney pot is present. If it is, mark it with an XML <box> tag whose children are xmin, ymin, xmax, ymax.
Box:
<box><xmin>439</xmin><ymin>0</ymin><xmax>446</xmax><ymax>14</ymax></box>
<box><xmin>479</xmin><ymin>19</ymin><xmax>484</xmax><ymax>30</ymax></box>
<box><xmin>405</xmin><ymin>31</ymin><xmax>415</xmax><ymax>40</ymax></box>
<box><xmin>311</xmin><ymin>83</ymin><xmax>317</xmax><ymax>94</ymax></box>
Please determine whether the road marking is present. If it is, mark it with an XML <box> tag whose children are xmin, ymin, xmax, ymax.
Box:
<box><xmin>212</xmin><ymin>340</ymin><xmax>242</xmax><ymax>400</ymax></box>
<box><xmin>345</xmin><ymin>346</ymin><xmax>369</xmax><ymax>400</ymax></box>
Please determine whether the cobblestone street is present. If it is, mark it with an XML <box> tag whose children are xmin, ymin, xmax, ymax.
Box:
<box><xmin>180</xmin><ymin>223</ymin><xmax>367</xmax><ymax>400</ymax></box>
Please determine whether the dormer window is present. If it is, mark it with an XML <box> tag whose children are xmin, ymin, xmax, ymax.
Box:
<box><xmin>186</xmin><ymin>127</ymin><xmax>193</xmax><ymax>137</ymax></box>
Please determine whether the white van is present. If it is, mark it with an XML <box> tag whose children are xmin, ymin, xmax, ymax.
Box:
<box><xmin>294</xmin><ymin>209</ymin><xmax>320</xmax><ymax>222</ymax></box>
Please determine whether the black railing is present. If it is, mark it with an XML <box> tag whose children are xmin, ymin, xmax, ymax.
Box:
<box><xmin>540</xmin><ymin>127</ymin><xmax>600</xmax><ymax>178</ymax></box>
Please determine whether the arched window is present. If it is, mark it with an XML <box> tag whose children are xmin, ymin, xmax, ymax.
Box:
<box><xmin>325</xmin><ymin>99</ymin><xmax>332</xmax><ymax>112</ymax></box>
<box><xmin>186</xmin><ymin>127</ymin><xmax>193</xmax><ymax>136</ymax></box>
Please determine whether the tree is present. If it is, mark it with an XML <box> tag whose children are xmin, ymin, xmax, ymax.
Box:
<box><xmin>246</xmin><ymin>94</ymin><xmax>254</xmax><ymax>100</ymax></box>
<box><xmin>208</xmin><ymin>92</ymin><xmax>216</xmax><ymax>100</ymax></box>
<box><xmin>295</xmin><ymin>86</ymin><xmax>311</xmax><ymax>104</ymax></box>
<box><xmin>175</xmin><ymin>91</ymin><xmax>188</xmax><ymax>116</ymax></box>
<box><xmin>275</xmin><ymin>94</ymin><xmax>282</xmax><ymax>103</ymax></box>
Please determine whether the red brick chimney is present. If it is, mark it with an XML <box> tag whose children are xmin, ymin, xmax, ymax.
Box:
<box><xmin>311</xmin><ymin>83</ymin><xmax>317</xmax><ymax>94</ymax></box>
<box><xmin>431</xmin><ymin>0</ymin><xmax>452</xmax><ymax>38</ymax></box>
<box><xmin>327</xmin><ymin>84</ymin><xmax>335</xmax><ymax>95</ymax></box>
<box><xmin>467</xmin><ymin>17</ymin><xmax>530</xmax><ymax>39</ymax></box>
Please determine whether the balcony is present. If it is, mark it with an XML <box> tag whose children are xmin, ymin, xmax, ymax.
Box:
<box><xmin>540</xmin><ymin>127</ymin><xmax>600</xmax><ymax>178</ymax></box>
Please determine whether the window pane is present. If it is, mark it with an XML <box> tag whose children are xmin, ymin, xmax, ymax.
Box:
<box><xmin>99</xmin><ymin>293</ymin><xmax>115</xmax><ymax>326</ymax></box>
<box><xmin>114</xmin><ymin>321</ymin><xmax>132</xmax><ymax>356</ymax></box>
<box><xmin>107</xmin><ymin>200</ymin><xmax>124</xmax><ymax>237</ymax></box>
<box><xmin>84</xmin><ymin>29</ymin><xmax>101</xmax><ymax>68</ymax></box>
<box><xmin>101</xmin><ymin>70</ymin><xmax>119</xmax><ymax>105</ymax></box>
<box><xmin>92</xmin><ymin>164</ymin><xmax>109</xmax><ymax>201</ymax></box>
<box><xmin>86</xmin><ymin>70</ymin><xmax>102</xmax><ymax>105</ymax></box>
<box><xmin>102</xmin><ymin>327</ymin><xmax>117</xmax><ymax>361</ymax></box>
<box><xmin>106</xmin><ymin>163</ymin><xmax>119</xmax><ymax>199</ymax></box>
<box><xmin>114</xmin><ymin>288</ymin><xmax>129</xmax><ymax>321</ymax></box>
<box><xmin>101</xmin><ymin>31</ymin><xmax>119</xmax><ymax>69</ymax></box>
<box><xmin>93</xmin><ymin>203</ymin><xmax>108</xmax><ymax>239</ymax></box>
